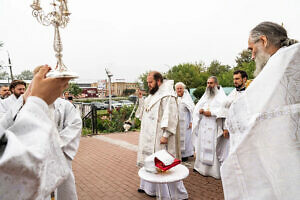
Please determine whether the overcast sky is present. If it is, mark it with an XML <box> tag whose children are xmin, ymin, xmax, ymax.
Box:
<box><xmin>0</xmin><ymin>0</ymin><xmax>299</xmax><ymax>82</ymax></box>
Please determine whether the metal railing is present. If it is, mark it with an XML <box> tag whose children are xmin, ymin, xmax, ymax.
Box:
<box><xmin>74</xmin><ymin>102</ymin><xmax>98</xmax><ymax>134</ymax></box>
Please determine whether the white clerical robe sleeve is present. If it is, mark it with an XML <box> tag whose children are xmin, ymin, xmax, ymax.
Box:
<box><xmin>135</xmin><ymin>97</ymin><xmax>145</xmax><ymax>119</ymax></box>
<box><xmin>59</xmin><ymin>103</ymin><xmax>82</xmax><ymax>160</ymax></box>
<box><xmin>160</xmin><ymin>96</ymin><xmax>178</xmax><ymax>135</ymax></box>
<box><xmin>0</xmin><ymin>96</ymin><xmax>69</xmax><ymax>200</ymax></box>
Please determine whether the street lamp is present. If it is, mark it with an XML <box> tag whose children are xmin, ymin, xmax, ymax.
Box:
<box><xmin>105</xmin><ymin>68</ymin><xmax>113</xmax><ymax>118</ymax></box>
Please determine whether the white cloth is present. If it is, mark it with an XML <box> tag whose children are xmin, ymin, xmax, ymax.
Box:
<box><xmin>140</xmin><ymin>179</ymin><xmax>188</xmax><ymax>200</ymax></box>
<box><xmin>1</xmin><ymin>97</ymin><xmax>82</xmax><ymax>200</ymax></box>
<box><xmin>224</xmin><ymin>88</ymin><xmax>246</xmax><ymax>152</ymax></box>
<box><xmin>0</xmin><ymin>96</ymin><xmax>69</xmax><ymax>200</ymax></box>
<box><xmin>136</xmin><ymin>80</ymin><xmax>187</xmax><ymax>199</ymax></box>
<box><xmin>217</xmin><ymin>88</ymin><xmax>246</xmax><ymax>164</ymax></box>
<box><xmin>54</xmin><ymin>98</ymin><xmax>82</xmax><ymax>161</ymax></box>
<box><xmin>192</xmin><ymin>87</ymin><xmax>227</xmax><ymax>179</ymax></box>
<box><xmin>221</xmin><ymin>43</ymin><xmax>300</xmax><ymax>200</ymax></box>
<box><xmin>0</xmin><ymin>94</ymin><xmax>18</xmax><ymax>118</ymax></box>
<box><xmin>177</xmin><ymin>90</ymin><xmax>195</xmax><ymax>158</ymax></box>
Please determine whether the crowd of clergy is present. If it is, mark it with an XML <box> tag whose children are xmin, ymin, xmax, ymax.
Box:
<box><xmin>136</xmin><ymin>21</ymin><xmax>300</xmax><ymax>200</ymax></box>
<box><xmin>0</xmin><ymin>21</ymin><xmax>299</xmax><ymax>200</ymax></box>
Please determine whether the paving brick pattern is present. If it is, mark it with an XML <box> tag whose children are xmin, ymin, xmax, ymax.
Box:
<box><xmin>101</xmin><ymin>131</ymin><xmax>140</xmax><ymax>146</ymax></box>
<box><xmin>73</xmin><ymin>132</ymin><xmax>224</xmax><ymax>200</ymax></box>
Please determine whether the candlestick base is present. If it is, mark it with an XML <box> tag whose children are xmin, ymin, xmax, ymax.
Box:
<box><xmin>46</xmin><ymin>69</ymin><xmax>79</xmax><ymax>79</ymax></box>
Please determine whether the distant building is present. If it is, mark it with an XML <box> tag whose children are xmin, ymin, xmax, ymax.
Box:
<box><xmin>81</xmin><ymin>87</ymin><xmax>98</xmax><ymax>98</ymax></box>
<box><xmin>72</xmin><ymin>80</ymin><xmax>99</xmax><ymax>98</ymax></box>
<box><xmin>108</xmin><ymin>80</ymin><xmax>139</xmax><ymax>96</ymax></box>
<box><xmin>72</xmin><ymin>79</ymin><xmax>141</xmax><ymax>98</ymax></box>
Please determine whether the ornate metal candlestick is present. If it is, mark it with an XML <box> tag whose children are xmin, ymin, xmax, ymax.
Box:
<box><xmin>31</xmin><ymin>0</ymin><xmax>78</xmax><ymax>78</ymax></box>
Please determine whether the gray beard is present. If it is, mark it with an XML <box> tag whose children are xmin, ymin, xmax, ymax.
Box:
<box><xmin>206</xmin><ymin>86</ymin><xmax>218</xmax><ymax>98</ymax></box>
<box><xmin>254</xmin><ymin>48</ymin><xmax>271</xmax><ymax>77</ymax></box>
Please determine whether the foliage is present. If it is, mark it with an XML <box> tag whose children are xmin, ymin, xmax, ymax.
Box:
<box><xmin>193</xmin><ymin>86</ymin><xmax>206</xmax><ymax>99</ymax></box>
<box><xmin>166</xmin><ymin>62</ymin><xmax>207</xmax><ymax>89</ymax></box>
<box><xmin>123</xmin><ymin>88</ymin><xmax>136</xmax><ymax>96</ymax></box>
<box><xmin>0</xmin><ymin>71</ymin><xmax>9</xmax><ymax>80</ymax></box>
<box><xmin>66</xmin><ymin>82</ymin><xmax>82</xmax><ymax>97</ymax></box>
<box><xmin>235</xmin><ymin>50</ymin><xmax>253</xmax><ymax>68</ymax></box>
<box><xmin>207</xmin><ymin>60</ymin><xmax>231</xmax><ymax>77</ymax></box>
<box><xmin>82</xmin><ymin>105</ymin><xmax>141</xmax><ymax>134</ymax></box>
<box><xmin>14</xmin><ymin>70</ymin><xmax>34</xmax><ymax>80</ymax></box>
<box><xmin>81</xmin><ymin>128</ymin><xmax>93</xmax><ymax>136</ymax></box>
<box><xmin>234</xmin><ymin>61</ymin><xmax>256</xmax><ymax>80</ymax></box>
<box><xmin>139</xmin><ymin>71</ymin><xmax>150</xmax><ymax>92</ymax></box>
<box><xmin>234</xmin><ymin>49</ymin><xmax>255</xmax><ymax>79</ymax></box>
<box><xmin>218</xmin><ymin>70</ymin><xmax>234</xmax><ymax>87</ymax></box>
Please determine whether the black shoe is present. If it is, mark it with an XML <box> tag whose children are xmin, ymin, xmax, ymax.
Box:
<box><xmin>137</xmin><ymin>188</ymin><xmax>145</xmax><ymax>193</ymax></box>
<box><xmin>146</xmin><ymin>193</ymin><xmax>156</xmax><ymax>198</ymax></box>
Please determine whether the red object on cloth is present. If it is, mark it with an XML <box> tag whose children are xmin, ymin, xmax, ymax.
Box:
<box><xmin>154</xmin><ymin>157</ymin><xmax>181</xmax><ymax>172</ymax></box>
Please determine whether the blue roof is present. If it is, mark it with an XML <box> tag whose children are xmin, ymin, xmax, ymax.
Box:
<box><xmin>223</xmin><ymin>87</ymin><xmax>235</xmax><ymax>95</ymax></box>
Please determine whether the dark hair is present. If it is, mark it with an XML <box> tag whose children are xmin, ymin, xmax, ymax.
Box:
<box><xmin>250</xmin><ymin>21</ymin><xmax>298</xmax><ymax>48</ymax></box>
<box><xmin>149</xmin><ymin>71</ymin><xmax>164</xmax><ymax>83</ymax></box>
<box><xmin>9</xmin><ymin>80</ymin><xmax>26</xmax><ymax>91</ymax></box>
<box><xmin>234</xmin><ymin>70</ymin><xmax>248</xmax><ymax>79</ymax></box>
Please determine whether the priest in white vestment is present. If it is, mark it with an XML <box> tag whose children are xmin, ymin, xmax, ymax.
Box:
<box><xmin>175</xmin><ymin>82</ymin><xmax>195</xmax><ymax>161</ymax></box>
<box><xmin>192</xmin><ymin>76</ymin><xmax>227</xmax><ymax>179</ymax></box>
<box><xmin>136</xmin><ymin>71</ymin><xmax>188</xmax><ymax>200</ymax></box>
<box><xmin>221</xmin><ymin>21</ymin><xmax>300</xmax><ymax>200</ymax></box>
<box><xmin>217</xmin><ymin>70</ymin><xmax>248</xmax><ymax>164</ymax></box>
<box><xmin>0</xmin><ymin>65</ymin><xmax>72</xmax><ymax>200</ymax></box>
<box><xmin>0</xmin><ymin>80</ymin><xmax>26</xmax><ymax>118</ymax></box>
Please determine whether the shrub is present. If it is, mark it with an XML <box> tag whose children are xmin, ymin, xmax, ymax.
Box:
<box><xmin>82</xmin><ymin>105</ymin><xmax>141</xmax><ymax>134</ymax></box>
<box><xmin>193</xmin><ymin>86</ymin><xmax>206</xmax><ymax>100</ymax></box>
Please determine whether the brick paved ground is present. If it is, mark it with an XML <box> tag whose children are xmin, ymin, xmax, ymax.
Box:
<box><xmin>73</xmin><ymin>132</ymin><xmax>224</xmax><ymax>200</ymax></box>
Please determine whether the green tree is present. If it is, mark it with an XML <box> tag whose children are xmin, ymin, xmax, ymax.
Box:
<box><xmin>234</xmin><ymin>49</ymin><xmax>256</xmax><ymax>79</ymax></box>
<box><xmin>166</xmin><ymin>62</ymin><xmax>207</xmax><ymax>89</ymax></box>
<box><xmin>235</xmin><ymin>50</ymin><xmax>252</xmax><ymax>68</ymax></box>
<box><xmin>207</xmin><ymin>60</ymin><xmax>231</xmax><ymax>76</ymax></box>
<box><xmin>15</xmin><ymin>70</ymin><xmax>34</xmax><ymax>80</ymax></box>
<box><xmin>218</xmin><ymin>70</ymin><xmax>234</xmax><ymax>87</ymax></box>
<box><xmin>193</xmin><ymin>86</ymin><xmax>206</xmax><ymax>99</ymax></box>
<box><xmin>139</xmin><ymin>71</ymin><xmax>150</xmax><ymax>92</ymax></box>
<box><xmin>67</xmin><ymin>82</ymin><xmax>82</xmax><ymax>97</ymax></box>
